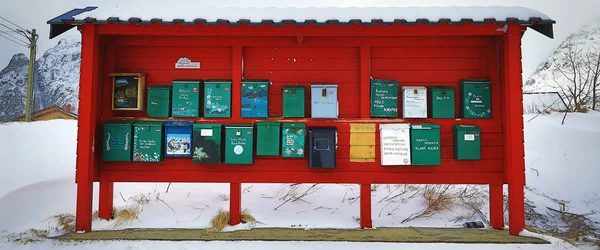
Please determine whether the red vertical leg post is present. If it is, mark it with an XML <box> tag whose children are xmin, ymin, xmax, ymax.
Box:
<box><xmin>99</xmin><ymin>181</ymin><xmax>114</xmax><ymax>220</ymax></box>
<box><xmin>229</xmin><ymin>183</ymin><xmax>242</xmax><ymax>225</ymax></box>
<box><xmin>76</xmin><ymin>23</ymin><xmax>100</xmax><ymax>232</ymax></box>
<box><xmin>231</xmin><ymin>46</ymin><xmax>242</xmax><ymax>119</ymax></box>
<box><xmin>489</xmin><ymin>184</ymin><xmax>504</xmax><ymax>229</ymax></box>
<box><xmin>503</xmin><ymin>23</ymin><xmax>526</xmax><ymax>236</ymax></box>
<box><xmin>360</xmin><ymin>45</ymin><xmax>371</xmax><ymax>118</ymax></box>
<box><xmin>360</xmin><ymin>183</ymin><xmax>372</xmax><ymax>229</ymax></box>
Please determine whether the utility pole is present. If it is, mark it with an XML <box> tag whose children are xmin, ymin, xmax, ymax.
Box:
<box><xmin>21</xmin><ymin>29</ymin><xmax>38</xmax><ymax>122</ymax></box>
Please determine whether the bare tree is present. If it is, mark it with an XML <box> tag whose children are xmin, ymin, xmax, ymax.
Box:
<box><xmin>552</xmin><ymin>42</ymin><xmax>595</xmax><ymax>112</ymax></box>
<box><xmin>583</xmin><ymin>47</ymin><xmax>600</xmax><ymax>110</ymax></box>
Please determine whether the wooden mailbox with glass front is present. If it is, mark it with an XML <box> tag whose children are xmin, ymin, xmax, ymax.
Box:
<box><xmin>47</xmin><ymin>6</ymin><xmax>555</xmax><ymax>235</ymax></box>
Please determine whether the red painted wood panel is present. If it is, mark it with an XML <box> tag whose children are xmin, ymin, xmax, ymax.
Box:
<box><xmin>244</xmin><ymin>46</ymin><xmax>360</xmax><ymax>118</ymax></box>
<box><xmin>99</xmin><ymin>35</ymin><xmax>505</xmax><ymax>185</ymax></box>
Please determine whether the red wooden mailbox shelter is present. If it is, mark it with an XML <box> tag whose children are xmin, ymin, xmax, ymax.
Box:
<box><xmin>48</xmin><ymin>6</ymin><xmax>554</xmax><ymax>235</ymax></box>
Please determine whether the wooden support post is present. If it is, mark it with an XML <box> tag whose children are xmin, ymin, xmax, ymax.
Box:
<box><xmin>76</xmin><ymin>23</ymin><xmax>99</xmax><ymax>232</ymax></box>
<box><xmin>99</xmin><ymin>181</ymin><xmax>114</xmax><ymax>220</ymax></box>
<box><xmin>360</xmin><ymin>183</ymin><xmax>372</xmax><ymax>229</ymax></box>
<box><xmin>489</xmin><ymin>184</ymin><xmax>504</xmax><ymax>229</ymax></box>
<box><xmin>231</xmin><ymin>46</ymin><xmax>243</xmax><ymax>119</ymax></box>
<box><xmin>360</xmin><ymin>46</ymin><xmax>371</xmax><ymax>118</ymax></box>
<box><xmin>229</xmin><ymin>183</ymin><xmax>242</xmax><ymax>225</ymax></box>
<box><xmin>503</xmin><ymin>23</ymin><xmax>526</xmax><ymax>236</ymax></box>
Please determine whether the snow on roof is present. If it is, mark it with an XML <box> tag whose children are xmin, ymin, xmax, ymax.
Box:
<box><xmin>69</xmin><ymin>5</ymin><xmax>552</xmax><ymax>23</ymax></box>
<box><xmin>47</xmin><ymin>6</ymin><xmax>555</xmax><ymax>39</ymax></box>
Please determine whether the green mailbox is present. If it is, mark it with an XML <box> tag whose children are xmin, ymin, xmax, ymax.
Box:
<box><xmin>460</xmin><ymin>80</ymin><xmax>491</xmax><ymax>119</ymax></box>
<box><xmin>102</xmin><ymin>120</ymin><xmax>134</xmax><ymax>162</ymax></box>
<box><xmin>172</xmin><ymin>80</ymin><xmax>201</xmax><ymax>118</ymax></box>
<box><xmin>204</xmin><ymin>80</ymin><xmax>231</xmax><ymax>118</ymax></box>
<box><xmin>282</xmin><ymin>86</ymin><xmax>305</xmax><ymax>118</ymax></box>
<box><xmin>256</xmin><ymin>121</ymin><xmax>281</xmax><ymax>156</ymax></box>
<box><xmin>147</xmin><ymin>86</ymin><xmax>171</xmax><ymax>118</ymax></box>
<box><xmin>132</xmin><ymin>121</ymin><xmax>164</xmax><ymax>162</ymax></box>
<box><xmin>453</xmin><ymin>125</ymin><xmax>481</xmax><ymax>160</ymax></box>
<box><xmin>282</xmin><ymin>123</ymin><xmax>306</xmax><ymax>158</ymax></box>
<box><xmin>429</xmin><ymin>86</ymin><xmax>455</xmax><ymax>118</ymax></box>
<box><xmin>370</xmin><ymin>79</ymin><xmax>399</xmax><ymax>117</ymax></box>
<box><xmin>192</xmin><ymin>124</ymin><xmax>222</xmax><ymax>164</ymax></box>
<box><xmin>410</xmin><ymin>124</ymin><xmax>441</xmax><ymax>165</ymax></box>
<box><xmin>225</xmin><ymin>124</ymin><xmax>254</xmax><ymax>164</ymax></box>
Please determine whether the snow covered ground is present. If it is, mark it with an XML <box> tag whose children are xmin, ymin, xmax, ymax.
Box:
<box><xmin>0</xmin><ymin>113</ymin><xmax>599</xmax><ymax>249</ymax></box>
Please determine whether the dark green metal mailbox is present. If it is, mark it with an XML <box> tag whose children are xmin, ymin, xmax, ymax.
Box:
<box><xmin>429</xmin><ymin>86</ymin><xmax>455</xmax><ymax>118</ymax></box>
<box><xmin>256</xmin><ymin>121</ymin><xmax>281</xmax><ymax>156</ymax></box>
<box><xmin>172</xmin><ymin>80</ymin><xmax>201</xmax><ymax>118</ymax></box>
<box><xmin>102</xmin><ymin>120</ymin><xmax>134</xmax><ymax>162</ymax></box>
<box><xmin>225</xmin><ymin>124</ymin><xmax>254</xmax><ymax>164</ymax></box>
<box><xmin>132</xmin><ymin>121</ymin><xmax>164</xmax><ymax>162</ymax></box>
<box><xmin>460</xmin><ymin>80</ymin><xmax>491</xmax><ymax>119</ymax></box>
<box><xmin>192</xmin><ymin>124</ymin><xmax>222</xmax><ymax>164</ymax></box>
<box><xmin>370</xmin><ymin>79</ymin><xmax>399</xmax><ymax>117</ymax></box>
<box><xmin>204</xmin><ymin>80</ymin><xmax>231</xmax><ymax>118</ymax></box>
<box><xmin>453</xmin><ymin>125</ymin><xmax>481</xmax><ymax>160</ymax></box>
<box><xmin>282</xmin><ymin>123</ymin><xmax>306</xmax><ymax>158</ymax></box>
<box><xmin>147</xmin><ymin>86</ymin><xmax>171</xmax><ymax>118</ymax></box>
<box><xmin>410</xmin><ymin>124</ymin><xmax>441</xmax><ymax>165</ymax></box>
<box><xmin>282</xmin><ymin>86</ymin><xmax>305</xmax><ymax>118</ymax></box>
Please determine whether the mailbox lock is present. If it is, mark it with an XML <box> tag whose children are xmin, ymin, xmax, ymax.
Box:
<box><xmin>322</xmin><ymin>88</ymin><xmax>327</xmax><ymax>97</ymax></box>
<box><xmin>236</xmin><ymin>129</ymin><xmax>241</xmax><ymax>136</ymax></box>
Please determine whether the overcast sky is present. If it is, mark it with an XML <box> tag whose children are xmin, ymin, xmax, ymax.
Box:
<box><xmin>1</xmin><ymin>0</ymin><xmax>599</xmax><ymax>79</ymax></box>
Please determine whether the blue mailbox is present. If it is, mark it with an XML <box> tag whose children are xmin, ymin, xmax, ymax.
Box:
<box><xmin>311</xmin><ymin>84</ymin><xmax>338</xmax><ymax>118</ymax></box>
<box><xmin>241</xmin><ymin>80</ymin><xmax>269</xmax><ymax>118</ymax></box>
<box><xmin>164</xmin><ymin>120</ymin><xmax>194</xmax><ymax>157</ymax></box>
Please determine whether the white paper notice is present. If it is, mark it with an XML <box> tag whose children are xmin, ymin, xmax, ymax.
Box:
<box><xmin>465</xmin><ymin>134</ymin><xmax>475</xmax><ymax>141</ymax></box>
<box><xmin>380</xmin><ymin>125</ymin><xmax>411</xmax><ymax>165</ymax></box>
<box><xmin>200</xmin><ymin>129</ymin><xmax>213</xmax><ymax>136</ymax></box>
<box><xmin>402</xmin><ymin>87</ymin><xmax>427</xmax><ymax>118</ymax></box>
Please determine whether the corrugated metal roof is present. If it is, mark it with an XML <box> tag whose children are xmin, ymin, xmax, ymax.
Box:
<box><xmin>47</xmin><ymin>6</ymin><xmax>555</xmax><ymax>39</ymax></box>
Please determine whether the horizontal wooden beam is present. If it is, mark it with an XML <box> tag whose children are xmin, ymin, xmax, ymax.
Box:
<box><xmin>99</xmin><ymin>170</ymin><xmax>503</xmax><ymax>184</ymax></box>
<box><xmin>96</xmin><ymin>23</ymin><xmax>507</xmax><ymax>37</ymax></box>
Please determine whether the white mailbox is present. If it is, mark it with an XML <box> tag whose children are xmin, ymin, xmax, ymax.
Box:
<box><xmin>402</xmin><ymin>86</ymin><xmax>427</xmax><ymax>118</ymax></box>
<box><xmin>379</xmin><ymin>124</ymin><xmax>411</xmax><ymax>166</ymax></box>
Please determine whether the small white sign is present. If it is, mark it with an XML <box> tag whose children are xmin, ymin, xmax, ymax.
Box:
<box><xmin>175</xmin><ymin>57</ymin><xmax>200</xmax><ymax>69</ymax></box>
<box><xmin>200</xmin><ymin>129</ymin><xmax>213</xmax><ymax>136</ymax></box>
<box><xmin>234</xmin><ymin>145</ymin><xmax>244</xmax><ymax>155</ymax></box>
<box><xmin>465</xmin><ymin>134</ymin><xmax>475</xmax><ymax>141</ymax></box>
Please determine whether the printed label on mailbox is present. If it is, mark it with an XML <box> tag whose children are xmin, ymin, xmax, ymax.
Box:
<box><xmin>380</xmin><ymin>126</ymin><xmax>411</xmax><ymax>165</ymax></box>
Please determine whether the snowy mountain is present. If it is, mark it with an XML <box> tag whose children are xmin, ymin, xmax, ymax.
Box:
<box><xmin>0</xmin><ymin>54</ymin><xmax>36</xmax><ymax>121</ymax></box>
<box><xmin>36</xmin><ymin>37</ymin><xmax>81</xmax><ymax>114</ymax></box>
<box><xmin>0</xmin><ymin>37</ymin><xmax>80</xmax><ymax>122</ymax></box>
<box><xmin>524</xmin><ymin>21</ymin><xmax>600</xmax><ymax>93</ymax></box>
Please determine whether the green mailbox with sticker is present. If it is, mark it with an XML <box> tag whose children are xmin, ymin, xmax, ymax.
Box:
<box><xmin>453</xmin><ymin>125</ymin><xmax>481</xmax><ymax>160</ymax></box>
<box><xmin>204</xmin><ymin>80</ymin><xmax>231</xmax><ymax>118</ymax></box>
<box><xmin>132</xmin><ymin>121</ymin><xmax>164</xmax><ymax>162</ymax></box>
<box><xmin>102</xmin><ymin>120</ymin><xmax>134</xmax><ymax>161</ymax></box>
<box><xmin>282</xmin><ymin>123</ymin><xmax>306</xmax><ymax>158</ymax></box>
<box><xmin>172</xmin><ymin>80</ymin><xmax>201</xmax><ymax>118</ymax></box>
<box><xmin>460</xmin><ymin>80</ymin><xmax>491</xmax><ymax>119</ymax></box>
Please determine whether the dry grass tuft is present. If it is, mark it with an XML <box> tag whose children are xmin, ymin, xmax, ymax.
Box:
<box><xmin>241</xmin><ymin>210</ymin><xmax>257</xmax><ymax>224</ymax></box>
<box><xmin>208</xmin><ymin>209</ymin><xmax>230</xmax><ymax>232</ymax></box>
<box><xmin>206</xmin><ymin>209</ymin><xmax>258</xmax><ymax>232</ymax></box>
<box><xmin>6</xmin><ymin>229</ymin><xmax>47</xmax><ymax>245</ymax></box>
<box><xmin>47</xmin><ymin>213</ymin><xmax>76</xmax><ymax>233</ymax></box>
<box><xmin>402</xmin><ymin>185</ymin><xmax>455</xmax><ymax>223</ymax></box>
<box><xmin>112</xmin><ymin>205</ymin><xmax>141</xmax><ymax>228</ymax></box>
<box><xmin>423</xmin><ymin>185</ymin><xmax>454</xmax><ymax>212</ymax></box>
